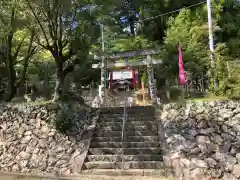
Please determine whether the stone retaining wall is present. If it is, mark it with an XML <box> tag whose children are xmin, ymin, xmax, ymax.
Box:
<box><xmin>0</xmin><ymin>102</ymin><xmax>98</xmax><ymax>175</ymax></box>
<box><xmin>1</xmin><ymin>100</ymin><xmax>240</xmax><ymax>179</ymax></box>
<box><xmin>158</xmin><ymin>100</ymin><xmax>240</xmax><ymax>180</ymax></box>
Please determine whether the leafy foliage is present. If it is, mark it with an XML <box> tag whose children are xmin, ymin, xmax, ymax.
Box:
<box><xmin>0</xmin><ymin>0</ymin><xmax>239</xmax><ymax>101</ymax></box>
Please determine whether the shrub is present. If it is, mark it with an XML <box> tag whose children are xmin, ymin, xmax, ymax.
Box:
<box><xmin>54</xmin><ymin>104</ymin><xmax>75</xmax><ymax>133</ymax></box>
<box><xmin>228</xmin><ymin>86</ymin><xmax>240</xmax><ymax>100</ymax></box>
<box><xmin>170</xmin><ymin>87</ymin><xmax>183</xmax><ymax>101</ymax></box>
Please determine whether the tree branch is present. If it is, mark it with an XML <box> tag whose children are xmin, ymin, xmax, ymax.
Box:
<box><xmin>26</xmin><ymin>0</ymin><xmax>50</xmax><ymax>47</ymax></box>
<box><xmin>58</xmin><ymin>12</ymin><xmax>63</xmax><ymax>56</ymax></box>
<box><xmin>13</xmin><ymin>35</ymin><xmax>27</xmax><ymax>61</ymax></box>
<box><xmin>26</xmin><ymin>30</ymin><xmax>37</xmax><ymax>57</ymax></box>
<box><xmin>54</xmin><ymin>4</ymin><xmax>60</xmax><ymax>39</ymax></box>
<box><xmin>34</xmin><ymin>35</ymin><xmax>50</xmax><ymax>50</ymax></box>
<box><xmin>63</xmin><ymin>47</ymin><xmax>73</xmax><ymax>62</ymax></box>
<box><xmin>44</xmin><ymin>1</ymin><xmax>60</xmax><ymax>43</ymax></box>
<box><xmin>16</xmin><ymin>32</ymin><xmax>37</xmax><ymax>87</ymax></box>
<box><xmin>62</xmin><ymin>39</ymin><xmax>68</xmax><ymax>48</ymax></box>
<box><xmin>40</xmin><ymin>7</ymin><xmax>55</xmax><ymax>40</ymax></box>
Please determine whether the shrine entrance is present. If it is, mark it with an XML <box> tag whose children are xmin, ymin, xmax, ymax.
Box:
<box><xmin>92</xmin><ymin>48</ymin><xmax>162</xmax><ymax>107</ymax></box>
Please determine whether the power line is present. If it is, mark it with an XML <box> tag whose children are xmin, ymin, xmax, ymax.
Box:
<box><xmin>96</xmin><ymin>1</ymin><xmax>206</xmax><ymax>26</ymax></box>
<box><xmin>141</xmin><ymin>1</ymin><xmax>206</xmax><ymax>22</ymax></box>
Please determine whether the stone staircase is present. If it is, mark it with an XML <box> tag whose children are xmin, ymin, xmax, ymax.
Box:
<box><xmin>82</xmin><ymin>106</ymin><xmax>164</xmax><ymax>176</ymax></box>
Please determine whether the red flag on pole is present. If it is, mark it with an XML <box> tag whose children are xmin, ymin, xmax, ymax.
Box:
<box><xmin>178</xmin><ymin>45</ymin><xmax>186</xmax><ymax>85</ymax></box>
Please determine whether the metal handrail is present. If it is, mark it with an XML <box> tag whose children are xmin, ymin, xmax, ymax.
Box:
<box><xmin>121</xmin><ymin>93</ymin><xmax>127</xmax><ymax>170</ymax></box>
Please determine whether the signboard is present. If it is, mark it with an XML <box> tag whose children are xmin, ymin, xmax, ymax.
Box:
<box><xmin>108</xmin><ymin>70</ymin><xmax>133</xmax><ymax>80</ymax></box>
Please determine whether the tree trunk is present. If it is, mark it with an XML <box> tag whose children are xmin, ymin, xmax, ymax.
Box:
<box><xmin>16</xmin><ymin>57</ymin><xmax>29</xmax><ymax>96</ymax></box>
<box><xmin>53</xmin><ymin>64</ymin><xmax>65</xmax><ymax>101</ymax></box>
<box><xmin>5</xmin><ymin>10</ymin><xmax>15</xmax><ymax>102</ymax></box>
<box><xmin>20</xmin><ymin>59</ymin><xmax>28</xmax><ymax>85</ymax></box>
<box><xmin>5</xmin><ymin>63</ymin><xmax>16</xmax><ymax>101</ymax></box>
<box><xmin>17</xmin><ymin>32</ymin><xmax>36</xmax><ymax>96</ymax></box>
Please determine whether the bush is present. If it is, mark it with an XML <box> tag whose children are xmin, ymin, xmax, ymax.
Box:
<box><xmin>170</xmin><ymin>87</ymin><xmax>183</xmax><ymax>101</ymax></box>
<box><xmin>224</xmin><ymin>76</ymin><xmax>240</xmax><ymax>100</ymax></box>
<box><xmin>228</xmin><ymin>86</ymin><xmax>240</xmax><ymax>100</ymax></box>
<box><xmin>54</xmin><ymin>104</ymin><xmax>75</xmax><ymax>133</ymax></box>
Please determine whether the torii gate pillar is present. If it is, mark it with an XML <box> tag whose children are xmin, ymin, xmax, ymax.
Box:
<box><xmin>100</xmin><ymin>57</ymin><xmax>106</xmax><ymax>106</ymax></box>
<box><xmin>147</xmin><ymin>55</ymin><xmax>157</xmax><ymax>105</ymax></box>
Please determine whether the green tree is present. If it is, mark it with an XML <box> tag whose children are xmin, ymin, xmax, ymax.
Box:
<box><xmin>162</xmin><ymin>8</ymin><xmax>208</xmax><ymax>81</ymax></box>
<box><xmin>25</xmin><ymin>0</ymin><xmax>100</xmax><ymax>101</ymax></box>
<box><xmin>0</xmin><ymin>0</ymin><xmax>37</xmax><ymax>101</ymax></box>
<box><xmin>219</xmin><ymin>0</ymin><xmax>240</xmax><ymax>59</ymax></box>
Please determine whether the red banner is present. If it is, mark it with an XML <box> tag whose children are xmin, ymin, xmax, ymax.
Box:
<box><xmin>178</xmin><ymin>45</ymin><xmax>186</xmax><ymax>85</ymax></box>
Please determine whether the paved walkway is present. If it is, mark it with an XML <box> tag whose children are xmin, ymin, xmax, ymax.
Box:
<box><xmin>1</xmin><ymin>175</ymin><xmax>171</xmax><ymax>180</ymax></box>
<box><xmin>1</xmin><ymin>176</ymin><xmax>171</xmax><ymax>180</ymax></box>
<box><xmin>0</xmin><ymin>173</ymin><xmax>173</xmax><ymax>180</ymax></box>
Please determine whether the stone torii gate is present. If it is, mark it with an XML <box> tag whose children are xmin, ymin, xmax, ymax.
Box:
<box><xmin>92</xmin><ymin>48</ymin><xmax>162</xmax><ymax>106</ymax></box>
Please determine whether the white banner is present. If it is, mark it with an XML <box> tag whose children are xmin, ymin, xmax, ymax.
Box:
<box><xmin>108</xmin><ymin>70</ymin><xmax>133</xmax><ymax>80</ymax></box>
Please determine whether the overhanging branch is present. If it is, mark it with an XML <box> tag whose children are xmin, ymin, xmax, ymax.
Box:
<box><xmin>26</xmin><ymin>0</ymin><xmax>51</xmax><ymax>47</ymax></box>
<box><xmin>13</xmin><ymin>35</ymin><xmax>27</xmax><ymax>61</ymax></box>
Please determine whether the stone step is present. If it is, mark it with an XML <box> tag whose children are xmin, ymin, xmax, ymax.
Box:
<box><xmin>100</xmin><ymin>112</ymin><xmax>155</xmax><ymax>117</ymax></box>
<box><xmin>99</xmin><ymin>116</ymin><xmax>156</xmax><ymax>122</ymax></box>
<box><xmin>87</xmin><ymin>155</ymin><xmax>163</xmax><ymax>162</ymax></box>
<box><xmin>98</xmin><ymin>121</ymin><xmax>157</xmax><ymax>128</ymax></box>
<box><xmin>100</xmin><ymin>125</ymin><xmax>158</xmax><ymax>132</ymax></box>
<box><xmin>100</xmin><ymin>112</ymin><xmax>153</xmax><ymax>115</ymax></box>
<box><xmin>92</xmin><ymin>136</ymin><xmax>158</xmax><ymax>142</ymax></box>
<box><xmin>81</xmin><ymin>169</ymin><xmax>167</xmax><ymax>176</ymax></box>
<box><xmin>94</xmin><ymin>130</ymin><xmax>157</xmax><ymax>137</ymax></box>
<box><xmin>90</xmin><ymin>142</ymin><xmax>160</xmax><ymax>148</ymax></box>
<box><xmin>99</xmin><ymin>106</ymin><xmax>154</xmax><ymax>113</ymax></box>
<box><xmin>88</xmin><ymin>148</ymin><xmax>161</xmax><ymax>155</ymax></box>
<box><xmin>99</xmin><ymin>112</ymin><xmax>155</xmax><ymax>116</ymax></box>
<box><xmin>84</xmin><ymin>161</ymin><xmax>163</xmax><ymax>169</ymax></box>
<box><xmin>100</xmin><ymin>109</ymin><xmax>155</xmax><ymax>114</ymax></box>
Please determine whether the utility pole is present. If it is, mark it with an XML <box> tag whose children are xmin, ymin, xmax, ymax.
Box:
<box><xmin>207</xmin><ymin>0</ymin><xmax>216</xmax><ymax>91</ymax></box>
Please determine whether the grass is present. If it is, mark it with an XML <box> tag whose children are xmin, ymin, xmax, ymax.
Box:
<box><xmin>0</xmin><ymin>97</ymin><xmax>54</xmax><ymax>106</ymax></box>
<box><xmin>165</xmin><ymin>93</ymin><xmax>229</xmax><ymax>105</ymax></box>
<box><xmin>188</xmin><ymin>94</ymin><xmax>229</xmax><ymax>102</ymax></box>
<box><xmin>30</xmin><ymin>100</ymin><xmax>53</xmax><ymax>106</ymax></box>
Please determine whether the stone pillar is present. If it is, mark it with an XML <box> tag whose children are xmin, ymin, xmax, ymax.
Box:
<box><xmin>147</xmin><ymin>55</ymin><xmax>157</xmax><ymax>105</ymax></box>
<box><xmin>100</xmin><ymin>57</ymin><xmax>107</xmax><ymax>106</ymax></box>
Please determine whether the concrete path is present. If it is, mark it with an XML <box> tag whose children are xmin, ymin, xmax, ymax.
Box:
<box><xmin>0</xmin><ymin>174</ymin><xmax>172</xmax><ymax>180</ymax></box>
